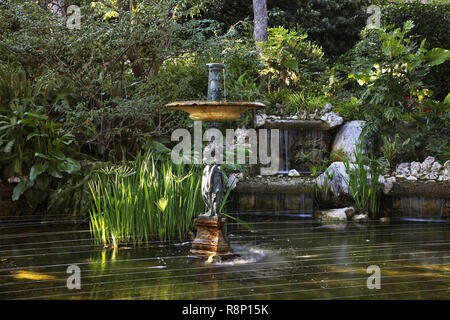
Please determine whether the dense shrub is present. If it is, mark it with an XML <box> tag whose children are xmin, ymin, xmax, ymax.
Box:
<box><xmin>259</xmin><ymin>27</ymin><xmax>328</xmax><ymax>93</ymax></box>
<box><xmin>268</xmin><ymin>0</ymin><xmax>376</xmax><ymax>60</ymax></box>
<box><xmin>0</xmin><ymin>64</ymin><xmax>82</xmax><ymax>209</ymax></box>
<box><xmin>382</xmin><ymin>0</ymin><xmax>450</xmax><ymax>100</ymax></box>
<box><xmin>0</xmin><ymin>1</ymin><xmax>236</xmax><ymax>161</ymax></box>
<box><xmin>204</xmin><ymin>0</ymin><xmax>376</xmax><ymax>60</ymax></box>
<box><xmin>343</xmin><ymin>21</ymin><xmax>450</xmax><ymax>162</ymax></box>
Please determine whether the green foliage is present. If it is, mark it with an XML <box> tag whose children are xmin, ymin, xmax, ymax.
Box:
<box><xmin>381</xmin><ymin>0</ymin><xmax>450</xmax><ymax>100</ymax></box>
<box><xmin>313</xmin><ymin>168</ymin><xmax>338</xmax><ymax>209</ymax></box>
<box><xmin>0</xmin><ymin>64</ymin><xmax>82</xmax><ymax>209</ymax></box>
<box><xmin>345</xmin><ymin>21</ymin><xmax>450</xmax><ymax>159</ymax></box>
<box><xmin>89</xmin><ymin>153</ymin><xmax>204</xmax><ymax>247</ymax></box>
<box><xmin>380</xmin><ymin>134</ymin><xmax>410</xmax><ymax>172</ymax></box>
<box><xmin>332</xmin><ymin>96</ymin><xmax>364</xmax><ymax>121</ymax></box>
<box><xmin>344</xmin><ymin>139</ymin><xmax>382</xmax><ymax>218</ymax></box>
<box><xmin>268</xmin><ymin>0</ymin><xmax>374</xmax><ymax>59</ymax></box>
<box><xmin>409</xmin><ymin>100</ymin><xmax>450</xmax><ymax>163</ymax></box>
<box><xmin>265</xmin><ymin>89</ymin><xmax>331</xmax><ymax>115</ymax></box>
<box><xmin>259</xmin><ymin>27</ymin><xmax>328</xmax><ymax>93</ymax></box>
<box><xmin>0</xmin><ymin>0</ymin><xmax>232</xmax><ymax>162</ymax></box>
<box><xmin>204</xmin><ymin>0</ymin><xmax>375</xmax><ymax>60</ymax></box>
<box><xmin>46</xmin><ymin>162</ymin><xmax>102</xmax><ymax>219</ymax></box>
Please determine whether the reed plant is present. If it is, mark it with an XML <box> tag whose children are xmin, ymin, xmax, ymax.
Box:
<box><xmin>344</xmin><ymin>139</ymin><xmax>382</xmax><ymax>218</ymax></box>
<box><xmin>89</xmin><ymin>153</ymin><xmax>204</xmax><ymax>247</ymax></box>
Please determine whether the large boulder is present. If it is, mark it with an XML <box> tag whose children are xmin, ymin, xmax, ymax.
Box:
<box><xmin>315</xmin><ymin>162</ymin><xmax>352</xmax><ymax>197</ymax></box>
<box><xmin>330</xmin><ymin>121</ymin><xmax>365</xmax><ymax>162</ymax></box>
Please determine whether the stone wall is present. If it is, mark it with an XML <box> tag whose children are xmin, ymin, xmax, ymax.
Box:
<box><xmin>385</xmin><ymin>196</ymin><xmax>449</xmax><ymax>219</ymax></box>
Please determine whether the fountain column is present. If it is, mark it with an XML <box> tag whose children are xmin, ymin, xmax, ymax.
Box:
<box><xmin>190</xmin><ymin>63</ymin><xmax>231</xmax><ymax>257</ymax></box>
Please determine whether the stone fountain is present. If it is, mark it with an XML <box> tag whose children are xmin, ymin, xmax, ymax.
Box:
<box><xmin>166</xmin><ymin>63</ymin><xmax>265</xmax><ymax>257</ymax></box>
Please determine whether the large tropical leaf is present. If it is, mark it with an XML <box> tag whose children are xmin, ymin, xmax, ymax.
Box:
<box><xmin>58</xmin><ymin>158</ymin><xmax>81</xmax><ymax>174</ymax></box>
<box><xmin>29</xmin><ymin>163</ymin><xmax>48</xmax><ymax>181</ymax></box>
<box><xmin>425</xmin><ymin>48</ymin><xmax>450</xmax><ymax>67</ymax></box>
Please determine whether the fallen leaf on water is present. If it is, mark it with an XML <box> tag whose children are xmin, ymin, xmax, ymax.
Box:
<box><xmin>12</xmin><ymin>270</ymin><xmax>56</xmax><ymax>281</ymax></box>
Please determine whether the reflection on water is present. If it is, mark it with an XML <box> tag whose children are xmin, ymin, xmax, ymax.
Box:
<box><xmin>0</xmin><ymin>217</ymin><xmax>449</xmax><ymax>299</ymax></box>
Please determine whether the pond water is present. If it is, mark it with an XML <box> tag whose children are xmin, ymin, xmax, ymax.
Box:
<box><xmin>0</xmin><ymin>215</ymin><xmax>449</xmax><ymax>299</ymax></box>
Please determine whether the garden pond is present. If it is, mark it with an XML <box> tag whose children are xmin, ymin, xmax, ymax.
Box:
<box><xmin>1</xmin><ymin>215</ymin><xmax>449</xmax><ymax>299</ymax></box>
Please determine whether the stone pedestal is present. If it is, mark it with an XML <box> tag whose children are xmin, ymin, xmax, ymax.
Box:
<box><xmin>190</xmin><ymin>217</ymin><xmax>231</xmax><ymax>256</ymax></box>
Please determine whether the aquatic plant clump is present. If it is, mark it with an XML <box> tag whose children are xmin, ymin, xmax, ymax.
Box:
<box><xmin>89</xmin><ymin>153</ymin><xmax>204</xmax><ymax>247</ymax></box>
<box><xmin>344</xmin><ymin>139</ymin><xmax>382</xmax><ymax>218</ymax></box>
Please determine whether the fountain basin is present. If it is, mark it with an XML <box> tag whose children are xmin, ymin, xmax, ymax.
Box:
<box><xmin>165</xmin><ymin>100</ymin><xmax>265</xmax><ymax>122</ymax></box>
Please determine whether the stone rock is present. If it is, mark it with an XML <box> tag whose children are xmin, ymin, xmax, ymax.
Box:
<box><xmin>353</xmin><ymin>213</ymin><xmax>369</xmax><ymax>222</ymax></box>
<box><xmin>410</xmin><ymin>162</ymin><xmax>421</xmax><ymax>176</ymax></box>
<box><xmin>315</xmin><ymin>162</ymin><xmax>348</xmax><ymax>197</ymax></box>
<box><xmin>425</xmin><ymin>172</ymin><xmax>438</xmax><ymax>180</ymax></box>
<box><xmin>288</xmin><ymin>169</ymin><xmax>300</xmax><ymax>177</ymax></box>
<box><xmin>330</xmin><ymin>121</ymin><xmax>365</xmax><ymax>162</ymax></box>
<box><xmin>431</xmin><ymin>161</ymin><xmax>442</xmax><ymax>172</ymax></box>
<box><xmin>255</xmin><ymin>113</ymin><xmax>267</xmax><ymax>127</ymax></box>
<box><xmin>315</xmin><ymin>162</ymin><xmax>352</xmax><ymax>197</ymax></box>
<box><xmin>308</xmin><ymin>109</ymin><xmax>318</xmax><ymax>120</ymax></box>
<box><xmin>396</xmin><ymin>163</ymin><xmax>410</xmax><ymax>176</ymax></box>
<box><xmin>444</xmin><ymin>160</ymin><xmax>450</xmax><ymax>168</ymax></box>
<box><xmin>315</xmin><ymin>161</ymin><xmax>378</xmax><ymax>198</ymax></box>
<box><xmin>322</xmin><ymin>103</ymin><xmax>333</xmax><ymax>113</ymax></box>
<box><xmin>421</xmin><ymin>156</ymin><xmax>435</xmax><ymax>172</ymax></box>
<box><xmin>299</xmin><ymin>110</ymin><xmax>308</xmax><ymax>120</ymax></box>
<box><xmin>291</xmin><ymin>115</ymin><xmax>299</xmax><ymax>120</ymax></box>
<box><xmin>382</xmin><ymin>177</ymin><xmax>396</xmax><ymax>195</ymax></box>
<box><xmin>406</xmin><ymin>176</ymin><xmax>418</xmax><ymax>181</ymax></box>
<box><xmin>444</xmin><ymin>167</ymin><xmax>450</xmax><ymax>177</ymax></box>
<box><xmin>320</xmin><ymin>111</ymin><xmax>344</xmax><ymax>129</ymax></box>
<box><xmin>316</xmin><ymin>207</ymin><xmax>354</xmax><ymax>222</ymax></box>
<box><xmin>344</xmin><ymin>206</ymin><xmax>356</xmax><ymax>219</ymax></box>
<box><xmin>380</xmin><ymin>217</ymin><xmax>390</xmax><ymax>223</ymax></box>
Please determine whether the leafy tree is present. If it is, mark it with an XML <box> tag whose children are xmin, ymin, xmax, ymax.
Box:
<box><xmin>0</xmin><ymin>0</ymin><xmax>223</xmax><ymax>160</ymax></box>
<box><xmin>347</xmin><ymin>21</ymin><xmax>450</xmax><ymax>160</ymax></box>
<box><xmin>382</xmin><ymin>0</ymin><xmax>450</xmax><ymax>100</ymax></box>
<box><xmin>259</xmin><ymin>27</ymin><xmax>328</xmax><ymax>92</ymax></box>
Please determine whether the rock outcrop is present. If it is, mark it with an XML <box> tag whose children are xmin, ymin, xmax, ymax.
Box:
<box><xmin>330</xmin><ymin>120</ymin><xmax>365</xmax><ymax>162</ymax></box>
